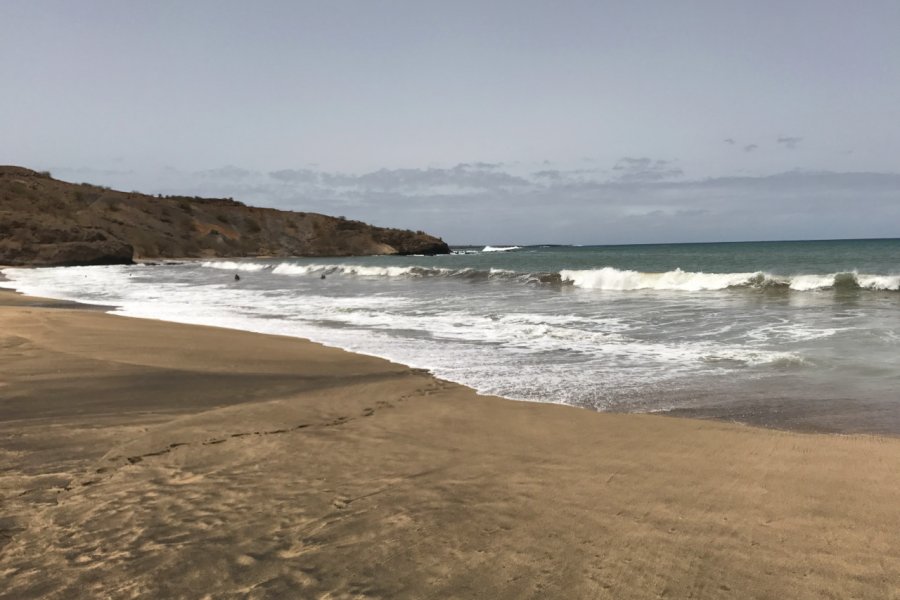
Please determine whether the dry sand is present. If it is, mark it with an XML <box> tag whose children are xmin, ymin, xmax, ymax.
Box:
<box><xmin>1</xmin><ymin>289</ymin><xmax>899</xmax><ymax>599</ymax></box>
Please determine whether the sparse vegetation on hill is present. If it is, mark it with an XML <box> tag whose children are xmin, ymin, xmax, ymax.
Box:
<box><xmin>0</xmin><ymin>166</ymin><xmax>450</xmax><ymax>266</ymax></box>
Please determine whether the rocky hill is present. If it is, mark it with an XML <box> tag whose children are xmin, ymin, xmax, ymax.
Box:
<box><xmin>0</xmin><ymin>166</ymin><xmax>450</xmax><ymax>266</ymax></box>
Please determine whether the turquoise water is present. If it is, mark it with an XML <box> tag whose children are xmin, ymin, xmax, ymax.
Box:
<box><xmin>4</xmin><ymin>238</ymin><xmax>900</xmax><ymax>434</ymax></box>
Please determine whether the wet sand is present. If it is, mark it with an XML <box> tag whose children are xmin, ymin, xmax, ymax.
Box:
<box><xmin>2</xmin><ymin>289</ymin><xmax>899</xmax><ymax>599</ymax></box>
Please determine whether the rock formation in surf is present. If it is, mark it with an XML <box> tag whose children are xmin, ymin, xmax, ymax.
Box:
<box><xmin>0</xmin><ymin>166</ymin><xmax>450</xmax><ymax>266</ymax></box>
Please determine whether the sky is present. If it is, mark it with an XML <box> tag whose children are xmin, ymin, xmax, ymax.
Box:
<box><xmin>2</xmin><ymin>1</ymin><xmax>899</xmax><ymax>244</ymax></box>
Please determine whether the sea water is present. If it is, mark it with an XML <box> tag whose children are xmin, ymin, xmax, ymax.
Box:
<box><xmin>4</xmin><ymin>238</ymin><xmax>900</xmax><ymax>434</ymax></box>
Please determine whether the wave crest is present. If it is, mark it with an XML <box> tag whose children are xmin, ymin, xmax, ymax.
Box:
<box><xmin>200</xmin><ymin>260</ymin><xmax>270</xmax><ymax>272</ymax></box>
<box><xmin>560</xmin><ymin>268</ymin><xmax>757</xmax><ymax>291</ymax></box>
<box><xmin>482</xmin><ymin>245</ymin><xmax>521</xmax><ymax>252</ymax></box>
<box><xmin>561</xmin><ymin>268</ymin><xmax>900</xmax><ymax>291</ymax></box>
<box><xmin>199</xmin><ymin>261</ymin><xmax>900</xmax><ymax>292</ymax></box>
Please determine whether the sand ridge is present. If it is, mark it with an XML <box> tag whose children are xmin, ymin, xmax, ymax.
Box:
<box><xmin>1</xmin><ymin>290</ymin><xmax>899</xmax><ymax>599</ymax></box>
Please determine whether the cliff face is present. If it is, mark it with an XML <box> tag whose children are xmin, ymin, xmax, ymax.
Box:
<box><xmin>0</xmin><ymin>166</ymin><xmax>450</xmax><ymax>266</ymax></box>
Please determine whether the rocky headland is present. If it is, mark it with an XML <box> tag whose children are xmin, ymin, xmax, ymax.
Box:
<box><xmin>0</xmin><ymin>166</ymin><xmax>450</xmax><ymax>266</ymax></box>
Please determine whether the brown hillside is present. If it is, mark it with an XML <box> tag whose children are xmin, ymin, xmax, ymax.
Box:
<box><xmin>0</xmin><ymin>166</ymin><xmax>450</xmax><ymax>266</ymax></box>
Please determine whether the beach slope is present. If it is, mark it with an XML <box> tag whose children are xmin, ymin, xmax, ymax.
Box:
<box><xmin>1</xmin><ymin>291</ymin><xmax>898</xmax><ymax>599</ymax></box>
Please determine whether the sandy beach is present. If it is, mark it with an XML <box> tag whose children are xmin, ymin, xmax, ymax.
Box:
<box><xmin>1</xmin><ymin>288</ymin><xmax>899</xmax><ymax>599</ymax></box>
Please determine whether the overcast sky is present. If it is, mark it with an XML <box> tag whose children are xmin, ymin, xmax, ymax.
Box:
<box><xmin>2</xmin><ymin>1</ymin><xmax>899</xmax><ymax>244</ymax></box>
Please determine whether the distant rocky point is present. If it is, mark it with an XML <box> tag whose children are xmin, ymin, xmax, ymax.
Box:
<box><xmin>0</xmin><ymin>166</ymin><xmax>450</xmax><ymax>266</ymax></box>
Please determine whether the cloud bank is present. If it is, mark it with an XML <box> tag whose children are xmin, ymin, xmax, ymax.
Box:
<box><xmin>777</xmin><ymin>136</ymin><xmax>803</xmax><ymax>149</ymax></box>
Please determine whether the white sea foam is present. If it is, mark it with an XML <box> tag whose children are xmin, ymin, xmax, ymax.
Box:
<box><xmin>482</xmin><ymin>245</ymin><xmax>521</xmax><ymax>252</ymax></box>
<box><xmin>559</xmin><ymin>267</ymin><xmax>900</xmax><ymax>292</ymax></box>
<box><xmin>339</xmin><ymin>265</ymin><xmax>427</xmax><ymax>277</ymax></box>
<box><xmin>262</xmin><ymin>263</ymin><xmax>530</xmax><ymax>281</ymax></box>
<box><xmin>789</xmin><ymin>272</ymin><xmax>900</xmax><ymax>291</ymax></box>
<box><xmin>857</xmin><ymin>274</ymin><xmax>900</xmax><ymax>290</ymax></box>
<box><xmin>560</xmin><ymin>267</ymin><xmax>760</xmax><ymax>291</ymax></box>
<box><xmin>269</xmin><ymin>263</ymin><xmax>320</xmax><ymax>275</ymax></box>
<box><xmin>788</xmin><ymin>274</ymin><xmax>835</xmax><ymax>291</ymax></box>
<box><xmin>745</xmin><ymin>322</ymin><xmax>842</xmax><ymax>344</ymax></box>
<box><xmin>270</xmin><ymin>263</ymin><xmax>443</xmax><ymax>278</ymax></box>
<box><xmin>3</xmin><ymin>257</ymin><xmax>895</xmax><ymax>417</ymax></box>
<box><xmin>197</xmin><ymin>259</ymin><xmax>900</xmax><ymax>293</ymax></box>
<box><xmin>700</xmin><ymin>347</ymin><xmax>809</xmax><ymax>367</ymax></box>
<box><xmin>201</xmin><ymin>260</ymin><xmax>271</xmax><ymax>272</ymax></box>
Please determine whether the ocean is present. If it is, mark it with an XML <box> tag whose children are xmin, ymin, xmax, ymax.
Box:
<box><xmin>4</xmin><ymin>238</ymin><xmax>900</xmax><ymax>434</ymax></box>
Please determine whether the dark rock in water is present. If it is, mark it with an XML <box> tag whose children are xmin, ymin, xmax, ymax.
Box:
<box><xmin>0</xmin><ymin>165</ymin><xmax>451</xmax><ymax>266</ymax></box>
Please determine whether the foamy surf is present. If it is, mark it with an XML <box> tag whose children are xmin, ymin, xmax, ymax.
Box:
<box><xmin>0</xmin><ymin>262</ymin><xmax>816</xmax><ymax>409</ymax></box>
<box><xmin>560</xmin><ymin>267</ymin><xmax>757</xmax><ymax>291</ymax></box>
<box><xmin>6</xmin><ymin>238</ymin><xmax>900</xmax><ymax>419</ymax></box>
<box><xmin>560</xmin><ymin>268</ymin><xmax>900</xmax><ymax>292</ymax></box>
<box><xmin>199</xmin><ymin>260</ymin><xmax>900</xmax><ymax>292</ymax></box>
<box><xmin>482</xmin><ymin>245</ymin><xmax>521</xmax><ymax>252</ymax></box>
<box><xmin>200</xmin><ymin>260</ymin><xmax>271</xmax><ymax>272</ymax></box>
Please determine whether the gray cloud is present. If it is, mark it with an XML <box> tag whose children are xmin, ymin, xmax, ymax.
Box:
<box><xmin>743</xmin><ymin>144</ymin><xmax>758</xmax><ymax>153</ymax></box>
<box><xmin>351</xmin><ymin>165</ymin><xmax>529</xmax><ymax>192</ymax></box>
<box><xmin>531</xmin><ymin>168</ymin><xmax>603</xmax><ymax>184</ymax></box>
<box><xmin>48</xmin><ymin>166</ymin><xmax>134</xmax><ymax>179</ymax></box>
<box><xmin>777</xmin><ymin>136</ymin><xmax>803</xmax><ymax>149</ymax></box>
<box><xmin>532</xmin><ymin>169</ymin><xmax>563</xmax><ymax>181</ymax></box>
<box><xmin>460</xmin><ymin>161</ymin><xmax>504</xmax><ymax>170</ymax></box>
<box><xmin>196</xmin><ymin>165</ymin><xmax>256</xmax><ymax>181</ymax></box>
<box><xmin>266</xmin><ymin>163</ymin><xmax>529</xmax><ymax>196</ymax></box>
<box><xmin>612</xmin><ymin>157</ymin><xmax>683</xmax><ymax>183</ymax></box>
<box><xmin>269</xmin><ymin>168</ymin><xmax>321</xmax><ymax>184</ymax></box>
<box><xmin>724</xmin><ymin>138</ymin><xmax>735</xmax><ymax>145</ymax></box>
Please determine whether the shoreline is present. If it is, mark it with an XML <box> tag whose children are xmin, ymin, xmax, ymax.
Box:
<box><xmin>3</xmin><ymin>275</ymin><xmax>894</xmax><ymax>438</ymax></box>
<box><xmin>2</xmin><ymin>289</ymin><xmax>900</xmax><ymax>597</ymax></box>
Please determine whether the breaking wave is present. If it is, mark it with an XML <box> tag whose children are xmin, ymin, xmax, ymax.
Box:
<box><xmin>560</xmin><ymin>268</ymin><xmax>900</xmax><ymax>291</ymax></box>
<box><xmin>200</xmin><ymin>260</ymin><xmax>270</xmax><ymax>272</ymax></box>
<box><xmin>199</xmin><ymin>261</ymin><xmax>900</xmax><ymax>292</ymax></box>
<box><xmin>201</xmin><ymin>260</ymin><xmax>560</xmax><ymax>284</ymax></box>
<box><xmin>482</xmin><ymin>245</ymin><xmax>521</xmax><ymax>252</ymax></box>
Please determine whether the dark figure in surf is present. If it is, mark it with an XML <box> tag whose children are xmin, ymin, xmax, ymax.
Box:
<box><xmin>234</xmin><ymin>274</ymin><xmax>240</xmax><ymax>281</ymax></box>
